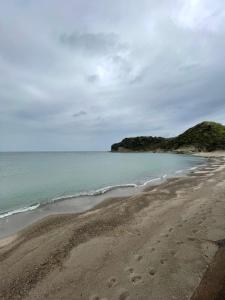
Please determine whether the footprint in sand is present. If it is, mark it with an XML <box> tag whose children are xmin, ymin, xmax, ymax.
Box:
<box><xmin>178</xmin><ymin>224</ymin><xmax>183</xmax><ymax>228</ymax></box>
<box><xmin>187</xmin><ymin>236</ymin><xmax>195</xmax><ymax>241</ymax></box>
<box><xmin>150</xmin><ymin>247</ymin><xmax>156</xmax><ymax>252</ymax></box>
<box><xmin>160</xmin><ymin>258</ymin><xmax>167</xmax><ymax>264</ymax></box>
<box><xmin>169</xmin><ymin>227</ymin><xmax>173</xmax><ymax>232</ymax></box>
<box><xmin>176</xmin><ymin>241</ymin><xmax>184</xmax><ymax>245</ymax></box>
<box><xmin>125</xmin><ymin>267</ymin><xmax>134</xmax><ymax>274</ymax></box>
<box><xmin>89</xmin><ymin>296</ymin><xmax>100</xmax><ymax>300</ymax></box>
<box><xmin>149</xmin><ymin>268</ymin><xmax>156</xmax><ymax>276</ymax></box>
<box><xmin>170</xmin><ymin>250</ymin><xmax>176</xmax><ymax>256</ymax></box>
<box><xmin>118</xmin><ymin>289</ymin><xmax>130</xmax><ymax>300</ymax></box>
<box><xmin>107</xmin><ymin>277</ymin><xmax>118</xmax><ymax>288</ymax></box>
<box><xmin>134</xmin><ymin>254</ymin><xmax>143</xmax><ymax>262</ymax></box>
<box><xmin>130</xmin><ymin>274</ymin><xmax>142</xmax><ymax>284</ymax></box>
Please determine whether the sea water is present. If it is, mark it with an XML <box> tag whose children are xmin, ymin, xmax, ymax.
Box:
<box><xmin>0</xmin><ymin>152</ymin><xmax>205</xmax><ymax>218</ymax></box>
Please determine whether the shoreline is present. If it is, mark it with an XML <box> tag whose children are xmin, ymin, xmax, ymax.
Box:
<box><xmin>0</xmin><ymin>153</ymin><xmax>205</xmax><ymax>239</ymax></box>
<box><xmin>0</xmin><ymin>177</ymin><xmax>165</xmax><ymax>220</ymax></box>
<box><xmin>0</xmin><ymin>151</ymin><xmax>210</xmax><ymax>223</ymax></box>
<box><xmin>0</xmin><ymin>154</ymin><xmax>225</xmax><ymax>299</ymax></box>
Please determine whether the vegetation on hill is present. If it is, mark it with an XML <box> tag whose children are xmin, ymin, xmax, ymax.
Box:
<box><xmin>111</xmin><ymin>121</ymin><xmax>225</xmax><ymax>152</ymax></box>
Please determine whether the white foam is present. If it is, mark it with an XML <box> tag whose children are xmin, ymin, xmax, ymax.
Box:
<box><xmin>189</xmin><ymin>166</ymin><xmax>198</xmax><ymax>170</ymax></box>
<box><xmin>0</xmin><ymin>203</ymin><xmax>40</xmax><ymax>219</ymax></box>
<box><xmin>0</xmin><ymin>163</ymin><xmax>203</xmax><ymax>220</ymax></box>
<box><xmin>51</xmin><ymin>183</ymin><xmax>139</xmax><ymax>202</ymax></box>
<box><xmin>175</xmin><ymin>169</ymin><xmax>184</xmax><ymax>174</ymax></box>
<box><xmin>140</xmin><ymin>177</ymin><xmax>161</xmax><ymax>187</ymax></box>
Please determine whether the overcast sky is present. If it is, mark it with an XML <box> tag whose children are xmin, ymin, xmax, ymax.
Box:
<box><xmin>1</xmin><ymin>0</ymin><xmax>225</xmax><ymax>151</ymax></box>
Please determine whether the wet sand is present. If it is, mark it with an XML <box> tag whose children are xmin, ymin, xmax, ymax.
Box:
<box><xmin>0</xmin><ymin>156</ymin><xmax>225</xmax><ymax>299</ymax></box>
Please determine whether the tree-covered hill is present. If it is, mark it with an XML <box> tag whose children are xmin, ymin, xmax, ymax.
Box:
<box><xmin>111</xmin><ymin>122</ymin><xmax>225</xmax><ymax>152</ymax></box>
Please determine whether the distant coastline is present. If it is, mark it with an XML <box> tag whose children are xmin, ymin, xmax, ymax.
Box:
<box><xmin>111</xmin><ymin>121</ymin><xmax>225</xmax><ymax>153</ymax></box>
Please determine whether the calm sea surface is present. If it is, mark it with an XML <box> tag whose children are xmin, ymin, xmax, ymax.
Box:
<box><xmin>0</xmin><ymin>152</ymin><xmax>205</xmax><ymax>218</ymax></box>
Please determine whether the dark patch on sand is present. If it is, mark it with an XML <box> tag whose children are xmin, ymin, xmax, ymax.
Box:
<box><xmin>191</xmin><ymin>240</ymin><xmax>225</xmax><ymax>300</ymax></box>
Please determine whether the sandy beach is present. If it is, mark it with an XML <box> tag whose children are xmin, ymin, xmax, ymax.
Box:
<box><xmin>0</xmin><ymin>155</ymin><xmax>225</xmax><ymax>300</ymax></box>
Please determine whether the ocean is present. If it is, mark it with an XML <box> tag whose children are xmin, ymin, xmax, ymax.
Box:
<box><xmin>0</xmin><ymin>151</ymin><xmax>205</xmax><ymax>219</ymax></box>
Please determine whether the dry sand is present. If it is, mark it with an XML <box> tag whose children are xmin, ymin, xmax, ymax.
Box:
<box><xmin>0</xmin><ymin>156</ymin><xmax>225</xmax><ymax>300</ymax></box>
<box><xmin>193</xmin><ymin>150</ymin><xmax>225</xmax><ymax>157</ymax></box>
<box><xmin>0</xmin><ymin>235</ymin><xmax>17</xmax><ymax>248</ymax></box>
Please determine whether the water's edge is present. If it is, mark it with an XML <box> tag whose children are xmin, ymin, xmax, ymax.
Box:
<box><xmin>0</xmin><ymin>164</ymin><xmax>203</xmax><ymax>220</ymax></box>
<box><xmin>0</xmin><ymin>157</ymin><xmax>209</xmax><ymax>239</ymax></box>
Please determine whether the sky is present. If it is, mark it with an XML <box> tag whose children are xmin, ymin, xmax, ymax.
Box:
<box><xmin>1</xmin><ymin>0</ymin><xmax>225</xmax><ymax>151</ymax></box>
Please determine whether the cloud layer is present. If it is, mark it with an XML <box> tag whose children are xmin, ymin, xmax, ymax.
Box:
<box><xmin>1</xmin><ymin>0</ymin><xmax>225</xmax><ymax>150</ymax></box>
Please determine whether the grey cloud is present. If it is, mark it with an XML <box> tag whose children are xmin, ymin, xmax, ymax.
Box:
<box><xmin>86</xmin><ymin>74</ymin><xmax>99</xmax><ymax>83</ymax></box>
<box><xmin>59</xmin><ymin>32</ymin><xmax>126</xmax><ymax>55</ymax></box>
<box><xmin>73</xmin><ymin>110</ymin><xmax>87</xmax><ymax>118</ymax></box>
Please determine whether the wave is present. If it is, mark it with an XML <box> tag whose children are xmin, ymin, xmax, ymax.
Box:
<box><xmin>175</xmin><ymin>169</ymin><xmax>184</xmax><ymax>174</ymax></box>
<box><xmin>52</xmin><ymin>177</ymin><xmax>166</xmax><ymax>200</ymax></box>
<box><xmin>140</xmin><ymin>177</ymin><xmax>162</xmax><ymax>187</ymax></box>
<box><xmin>0</xmin><ymin>184</ymin><xmax>140</xmax><ymax>220</ymax></box>
<box><xmin>0</xmin><ymin>179</ymin><xmax>162</xmax><ymax>220</ymax></box>
<box><xmin>0</xmin><ymin>203</ymin><xmax>40</xmax><ymax>219</ymax></box>
<box><xmin>0</xmin><ymin>165</ymin><xmax>203</xmax><ymax>220</ymax></box>
<box><xmin>189</xmin><ymin>166</ymin><xmax>198</xmax><ymax>170</ymax></box>
<box><xmin>50</xmin><ymin>183</ymin><xmax>139</xmax><ymax>202</ymax></box>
